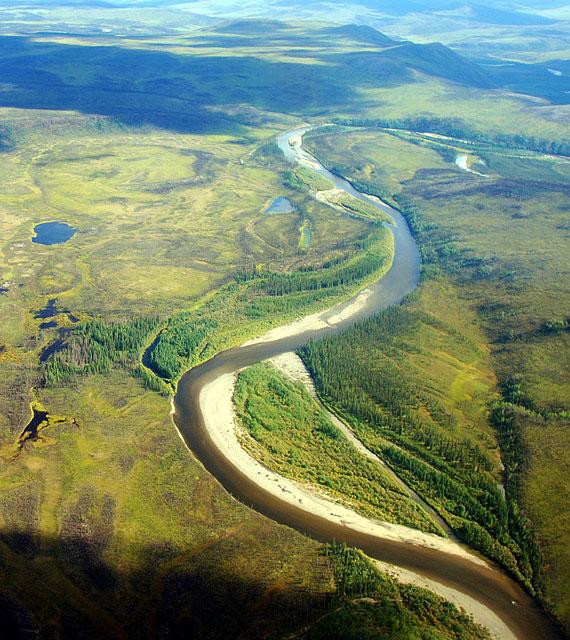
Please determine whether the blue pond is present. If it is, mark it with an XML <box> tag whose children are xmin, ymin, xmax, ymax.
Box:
<box><xmin>264</xmin><ymin>197</ymin><xmax>296</xmax><ymax>215</ymax></box>
<box><xmin>32</xmin><ymin>221</ymin><xmax>77</xmax><ymax>245</ymax></box>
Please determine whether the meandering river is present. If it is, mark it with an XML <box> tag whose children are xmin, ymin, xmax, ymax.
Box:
<box><xmin>173</xmin><ymin>127</ymin><xmax>563</xmax><ymax>640</ymax></box>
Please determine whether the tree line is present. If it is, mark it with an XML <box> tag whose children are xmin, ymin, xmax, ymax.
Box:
<box><xmin>246</xmin><ymin>229</ymin><xmax>388</xmax><ymax>296</ymax></box>
<box><xmin>43</xmin><ymin>317</ymin><xmax>160</xmax><ymax>387</ymax></box>
<box><xmin>299</xmin><ymin>306</ymin><xmax>538</xmax><ymax>589</ymax></box>
<box><xmin>333</xmin><ymin>116</ymin><xmax>570</xmax><ymax>157</ymax></box>
<box><xmin>318</xmin><ymin>543</ymin><xmax>489</xmax><ymax>639</ymax></box>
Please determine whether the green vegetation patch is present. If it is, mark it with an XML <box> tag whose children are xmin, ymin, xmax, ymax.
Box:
<box><xmin>233</xmin><ymin>363</ymin><xmax>441</xmax><ymax>534</ymax></box>
<box><xmin>298</xmin><ymin>218</ymin><xmax>313</xmax><ymax>251</ymax></box>
<box><xmin>305</xmin><ymin>127</ymin><xmax>449</xmax><ymax>199</ymax></box>
<box><xmin>285</xmin><ymin>165</ymin><xmax>335</xmax><ymax>192</ymax></box>
<box><xmin>143</xmin><ymin>226</ymin><xmax>393</xmax><ymax>383</ymax></box>
<box><xmin>301</xmin><ymin>544</ymin><xmax>490</xmax><ymax>640</ymax></box>
<box><xmin>44</xmin><ymin>316</ymin><xmax>161</xmax><ymax>387</ymax></box>
<box><xmin>43</xmin><ymin>225</ymin><xmax>394</xmax><ymax>389</ymax></box>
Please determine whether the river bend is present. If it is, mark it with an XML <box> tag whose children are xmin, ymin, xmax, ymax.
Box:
<box><xmin>173</xmin><ymin>127</ymin><xmax>563</xmax><ymax>640</ymax></box>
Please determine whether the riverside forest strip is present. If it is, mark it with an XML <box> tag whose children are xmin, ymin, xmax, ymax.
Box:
<box><xmin>42</xmin><ymin>226</ymin><xmax>394</xmax><ymax>389</ymax></box>
<box><xmin>299</xmin><ymin>308</ymin><xmax>528</xmax><ymax>587</ymax></box>
<box><xmin>175</xmin><ymin>304</ymin><xmax>563</xmax><ymax>640</ymax></box>
<box><xmin>233</xmin><ymin>362</ymin><xmax>444</xmax><ymax>535</ymax></box>
<box><xmin>304</xmin><ymin>124</ymin><xmax>570</xmax><ymax>630</ymax></box>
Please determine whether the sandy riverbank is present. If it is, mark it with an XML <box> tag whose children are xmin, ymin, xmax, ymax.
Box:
<box><xmin>242</xmin><ymin>285</ymin><xmax>375</xmax><ymax>347</ymax></box>
<box><xmin>287</xmin><ymin>133</ymin><xmax>323</xmax><ymax>171</ymax></box>
<box><xmin>199</xmin><ymin>370</ymin><xmax>486</xmax><ymax>563</ymax></box>
<box><xmin>195</xmin><ymin>369</ymin><xmax>514</xmax><ymax>637</ymax></box>
<box><xmin>374</xmin><ymin>560</ymin><xmax>516</xmax><ymax>640</ymax></box>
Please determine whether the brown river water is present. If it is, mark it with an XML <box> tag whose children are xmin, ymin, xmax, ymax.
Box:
<box><xmin>173</xmin><ymin>127</ymin><xmax>564</xmax><ymax>640</ymax></box>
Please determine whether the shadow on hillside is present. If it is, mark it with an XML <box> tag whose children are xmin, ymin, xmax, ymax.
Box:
<box><xmin>0</xmin><ymin>35</ymin><xmax>356</xmax><ymax>135</ymax></box>
<box><xmin>0</xmin><ymin>29</ymin><xmax>510</xmax><ymax>137</ymax></box>
<box><xmin>0</xmin><ymin>529</ymin><xmax>333</xmax><ymax>640</ymax></box>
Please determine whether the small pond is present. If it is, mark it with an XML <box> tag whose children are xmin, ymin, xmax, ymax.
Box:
<box><xmin>35</xmin><ymin>298</ymin><xmax>57</xmax><ymax>320</ymax></box>
<box><xmin>264</xmin><ymin>197</ymin><xmax>296</xmax><ymax>215</ymax></box>
<box><xmin>21</xmin><ymin>408</ymin><xmax>49</xmax><ymax>441</ymax></box>
<box><xmin>32</xmin><ymin>221</ymin><xmax>77</xmax><ymax>245</ymax></box>
<box><xmin>40</xmin><ymin>337</ymin><xmax>66</xmax><ymax>363</ymax></box>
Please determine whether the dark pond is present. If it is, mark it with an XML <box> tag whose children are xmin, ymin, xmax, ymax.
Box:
<box><xmin>264</xmin><ymin>197</ymin><xmax>296</xmax><ymax>215</ymax></box>
<box><xmin>40</xmin><ymin>334</ymin><xmax>67</xmax><ymax>363</ymax></box>
<box><xmin>39</xmin><ymin>320</ymin><xmax>58</xmax><ymax>330</ymax></box>
<box><xmin>21</xmin><ymin>408</ymin><xmax>49</xmax><ymax>441</ymax></box>
<box><xmin>32</xmin><ymin>221</ymin><xmax>77</xmax><ymax>245</ymax></box>
<box><xmin>35</xmin><ymin>298</ymin><xmax>57</xmax><ymax>319</ymax></box>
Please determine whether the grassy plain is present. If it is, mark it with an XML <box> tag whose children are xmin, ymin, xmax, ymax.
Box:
<box><xmin>0</xmin><ymin>371</ymin><xmax>339</xmax><ymax>638</ymax></box>
<box><xmin>0</xmin><ymin>112</ymin><xmax>297</xmax><ymax>318</ymax></box>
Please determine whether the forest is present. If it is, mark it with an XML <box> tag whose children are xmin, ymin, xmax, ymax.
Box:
<box><xmin>301</xmin><ymin>543</ymin><xmax>490</xmax><ymax>640</ymax></box>
<box><xmin>44</xmin><ymin>317</ymin><xmax>160</xmax><ymax>386</ymax></box>
<box><xmin>299</xmin><ymin>304</ymin><xmax>540</xmax><ymax>591</ymax></box>
<box><xmin>333</xmin><ymin>117</ymin><xmax>570</xmax><ymax>157</ymax></box>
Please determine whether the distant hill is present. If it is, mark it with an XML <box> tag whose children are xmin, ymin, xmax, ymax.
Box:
<box><xmin>273</xmin><ymin>0</ymin><xmax>555</xmax><ymax>24</ymax></box>
<box><xmin>213</xmin><ymin>20</ymin><xmax>287</xmax><ymax>35</ymax></box>
<box><xmin>0</xmin><ymin>0</ymin><xmax>112</xmax><ymax>5</ymax></box>
<box><xmin>271</xmin><ymin>0</ymin><xmax>428</xmax><ymax>16</ymax></box>
<box><xmin>322</xmin><ymin>24</ymin><xmax>396</xmax><ymax>47</ymax></box>
<box><xmin>483</xmin><ymin>58</ymin><xmax>570</xmax><ymax>104</ymax></box>
<box><xmin>467</xmin><ymin>4</ymin><xmax>555</xmax><ymax>26</ymax></box>
<box><xmin>347</xmin><ymin>0</ymin><xmax>457</xmax><ymax>12</ymax></box>
<box><xmin>489</xmin><ymin>0</ymin><xmax>566</xmax><ymax>9</ymax></box>
<box><xmin>205</xmin><ymin>19</ymin><xmax>494</xmax><ymax>92</ymax></box>
<box><xmin>385</xmin><ymin>42</ymin><xmax>493</xmax><ymax>87</ymax></box>
<box><xmin>336</xmin><ymin>41</ymin><xmax>494</xmax><ymax>89</ymax></box>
